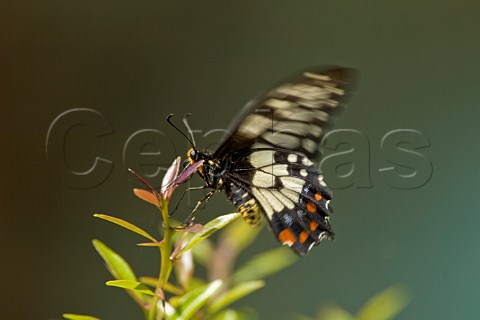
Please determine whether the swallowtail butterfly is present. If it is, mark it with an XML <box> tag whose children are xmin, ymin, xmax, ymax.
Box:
<box><xmin>184</xmin><ymin>66</ymin><xmax>357</xmax><ymax>256</ymax></box>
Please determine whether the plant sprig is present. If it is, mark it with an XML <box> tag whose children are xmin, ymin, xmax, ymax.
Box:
<box><xmin>64</xmin><ymin>157</ymin><xmax>297</xmax><ymax>320</ymax></box>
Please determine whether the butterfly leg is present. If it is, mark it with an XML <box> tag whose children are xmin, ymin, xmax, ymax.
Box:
<box><xmin>183</xmin><ymin>189</ymin><xmax>215</xmax><ymax>226</ymax></box>
<box><xmin>170</xmin><ymin>185</ymin><xmax>208</xmax><ymax>217</ymax></box>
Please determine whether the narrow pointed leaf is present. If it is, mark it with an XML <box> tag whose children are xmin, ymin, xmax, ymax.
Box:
<box><xmin>315</xmin><ymin>304</ymin><xmax>355</xmax><ymax>320</ymax></box>
<box><xmin>137</xmin><ymin>241</ymin><xmax>164</xmax><ymax>247</ymax></box>
<box><xmin>106</xmin><ymin>280</ymin><xmax>155</xmax><ymax>296</ymax></box>
<box><xmin>174</xmin><ymin>248</ymin><xmax>194</xmax><ymax>289</ymax></box>
<box><xmin>231</xmin><ymin>247</ymin><xmax>297</xmax><ymax>284</ymax></box>
<box><xmin>139</xmin><ymin>277</ymin><xmax>183</xmax><ymax>295</ymax></box>
<box><xmin>92</xmin><ymin>240</ymin><xmax>144</xmax><ymax>302</ymax></box>
<box><xmin>133</xmin><ymin>188</ymin><xmax>161</xmax><ymax>207</ymax></box>
<box><xmin>221</xmin><ymin>218</ymin><xmax>263</xmax><ymax>253</ymax></box>
<box><xmin>356</xmin><ymin>285</ymin><xmax>409</xmax><ymax>320</ymax></box>
<box><xmin>179</xmin><ymin>213</ymin><xmax>240</xmax><ymax>255</ymax></box>
<box><xmin>209</xmin><ymin>280</ymin><xmax>265</xmax><ymax>314</ymax></box>
<box><xmin>93</xmin><ymin>240</ymin><xmax>137</xmax><ymax>281</ymax></box>
<box><xmin>172</xmin><ymin>279</ymin><xmax>223</xmax><ymax>319</ymax></box>
<box><xmin>63</xmin><ymin>314</ymin><xmax>100</xmax><ymax>320</ymax></box>
<box><xmin>212</xmin><ymin>309</ymin><xmax>250</xmax><ymax>320</ymax></box>
<box><xmin>94</xmin><ymin>214</ymin><xmax>157</xmax><ymax>242</ymax></box>
<box><xmin>190</xmin><ymin>238</ymin><xmax>214</xmax><ymax>267</ymax></box>
<box><xmin>161</xmin><ymin>156</ymin><xmax>181</xmax><ymax>200</ymax></box>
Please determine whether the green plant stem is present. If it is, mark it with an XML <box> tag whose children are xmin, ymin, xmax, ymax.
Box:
<box><xmin>147</xmin><ymin>199</ymin><xmax>174</xmax><ymax>320</ymax></box>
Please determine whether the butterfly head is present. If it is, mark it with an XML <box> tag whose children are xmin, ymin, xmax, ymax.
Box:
<box><xmin>187</xmin><ymin>147</ymin><xmax>203</xmax><ymax>164</ymax></box>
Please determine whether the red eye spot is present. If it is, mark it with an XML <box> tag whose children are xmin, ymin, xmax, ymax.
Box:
<box><xmin>299</xmin><ymin>231</ymin><xmax>309</xmax><ymax>244</ymax></box>
<box><xmin>307</xmin><ymin>202</ymin><xmax>316</xmax><ymax>213</ymax></box>
<box><xmin>315</xmin><ymin>193</ymin><xmax>322</xmax><ymax>201</ymax></box>
<box><xmin>278</xmin><ymin>229</ymin><xmax>296</xmax><ymax>245</ymax></box>
<box><xmin>310</xmin><ymin>221</ymin><xmax>319</xmax><ymax>231</ymax></box>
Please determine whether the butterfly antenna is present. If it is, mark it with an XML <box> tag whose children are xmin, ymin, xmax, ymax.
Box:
<box><xmin>182</xmin><ymin>113</ymin><xmax>197</xmax><ymax>147</ymax></box>
<box><xmin>166</xmin><ymin>114</ymin><xmax>195</xmax><ymax>148</ymax></box>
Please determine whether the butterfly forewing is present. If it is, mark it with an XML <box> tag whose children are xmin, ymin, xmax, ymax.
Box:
<box><xmin>214</xmin><ymin>67</ymin><xmax>357</xmax><ymax>160</ymax></box>
<box><xmin>189</xmin><ymin>66</ymin><xmax>357</xmax><ymax>256</ymax></box>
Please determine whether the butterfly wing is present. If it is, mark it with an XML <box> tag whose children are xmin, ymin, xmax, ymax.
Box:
<box><xmin>214</xmin><ymin>66</ymin><xmax>358</xmax><ymax>160</ymax></box>
<box><xmin>213</xmin><ymin>66</ymin><xmax>357</xmax><ymax>255</ymax></box>
<box><xmin>223</xmin><ymin>148</ymin><xmax>334</xmax><ymax>255</ymax></box>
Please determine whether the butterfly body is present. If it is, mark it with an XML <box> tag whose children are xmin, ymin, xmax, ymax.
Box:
<box><xmin>185</xmin><ymin>66</ymin><xmax>357</xmax><ymax>256</ymax></box>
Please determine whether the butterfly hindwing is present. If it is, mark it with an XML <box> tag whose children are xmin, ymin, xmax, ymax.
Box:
<box><xmin>223</xmin><ymin>148</ymin><xmax>334</xmax><ymax>255</ymax></box>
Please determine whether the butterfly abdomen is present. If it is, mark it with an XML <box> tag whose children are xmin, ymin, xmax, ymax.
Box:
<box><xmin>224</xmin><ymin>182</ymin><xmax>261</xmax><ymax>227</ymax></box>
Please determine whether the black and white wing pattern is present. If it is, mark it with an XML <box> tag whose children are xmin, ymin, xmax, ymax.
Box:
<box><xmin>214</xmin><ymin>67</ymin><xmax>357</xmax><ymax>160</ymax></box>
<box><xmin>189</xmin><ymin>66</ymin><xmax>357</xmax><ymax>256</ymax></box>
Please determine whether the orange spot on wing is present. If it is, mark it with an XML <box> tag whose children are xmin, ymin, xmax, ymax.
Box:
<box><xmin>299</xmin><ymin>231</ymin><xmax>309</xmax><ymax>244</ymax></box>
<box><xmin>315</xmin><ymin>193</ymin><xmax>322</xmax><ymax>201</ymax></box>
<box><xmin>310</xmin><ymin>221</ymin><xmax>319</xmax><ymax>231</ymax></box>
<box><xmin>307</xmin><ymin>202</ymin><xmax>316</xmax><ymax>213</ymax></box>
<box><xmin>278</xmin><ymin>228</ymin><xmax>296</xmax><ymax>245</ymax></box>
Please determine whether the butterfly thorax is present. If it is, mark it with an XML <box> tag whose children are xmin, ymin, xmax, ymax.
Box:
<box><xmin>187</xmin><ymin>147</ymin><xmax>261</xmax><ymax>226</ymax></box>
<box><xmin>187</xmin><ymin>147</ymin><xmax>225</xmax><ymax>189</ymax></box>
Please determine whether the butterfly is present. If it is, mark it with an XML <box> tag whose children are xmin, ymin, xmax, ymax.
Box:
<box><xmin>182</xmin><ymin>66</ymin><xmax>357</xmax><ymax>256</ymax></box>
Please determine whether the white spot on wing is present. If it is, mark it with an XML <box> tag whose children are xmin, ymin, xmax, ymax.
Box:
<box><xmin>273</xmin><ymin>121</ymin><xmax>310</xmax><ymax>136</ymax></box>
<box><xmin>309</xmin><ymin>124</ymin><xmax>323</xmax><ymax>137</ymax></box>
<box><xmin>251</xmin><ymin>142</ymin><xmax>272</xmax><ymax>149</ymax></box>
<box><xmin>263</xmin><ymin>132</ymin><xmax>300</xmax><ymax>149</ymax></box>
<box><xmin>251</xmin><ymin>187</ymin><xmax>274</xmax><ymax>219</ymax></box>
<box><xmin>281</xmin><ymin>188</ymin><xmax>300</xmax><ymax>203</ymax></box>
<box><xmin>250</xmin><ymin>150</ymin><xmax>275</xmax><ymax>167</ymax></box>
<box><xmin>287</xmin><ymin>154</ymin><xmax>297</xmax><ymax>163</ymax></box>
<box><xmin>270</xmin><ymin>190</ymin><xmax>295</xmax><ymax>209</ymax></box>
<box><xmin>302</xmin><ymin>157</ymin><xmax>313</xmax><ymax>166</ymax></box>
<box><xmin>280</xmin><ymin>176</ymin><xmax>305</xmax><ymax>192</ymax></box>
<box><xmin>324</xmin><ymin>99</ymin><xmax>339</xmax><ymax>108</ymax></box>
<box><xmin>300</xmin><ymin>169</ymin><xmax>308</xmax><ymax>177</ymax></box>
<box><xmin>237</xmin><ymin>114</ymin><xmax>272</xmax><ymax>138</ymax></box>
<box><xmin>276</xmin><ymin>108</ymin><xmax>313</xmax><ymax>122</ymax></box>
<box><xmin>303</xmin><ymin>72</ymin><xmax>331</xmax><ymax>81</ymax></box>
<box><xmin>302</xmin><ymin>138</ymin><xmax>317</xmax><ymax>154</ymax></box>
<box><xmin>252</xmin><ymin>171</ymin><xmax>276</xmax><ymax>188</ymax></box>
<box><xmin>314</xmin><ymin>110</ymin><xmax>329</xmax><ymax>121</ymax></box>
<box><xmin>259</xmin><ymin>189</ymin><xmax>285</xmax><ymax>213</ymax></box>
<box><xmin>261</xmin><ymin>164</ymin><xmax>289</xmax><ymax>176</ymax></box>
<box><xmin>275</xmin><ymin>83</ymin><xmax>331</xmax><ymax>100</ymax></box>
<box><xmin>318</xmin><ymin>175</ymin><xmax>327</xmax><ymax>187</ymax></box>
<box><xmin>265</xmin><ymin>98</ymin><xmax>295</xmax><ymax>109</ymax></box>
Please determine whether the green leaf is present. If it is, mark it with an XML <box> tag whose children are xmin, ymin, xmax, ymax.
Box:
<box><xmin>212</xmin><ymin>309</ymin><xmax>251</xmax><ymax>320</ymax></box>
<box><xmin>356</xmin><ymin>285</ymin><xmax>409</xmax><ymax>320</ymax></box>
<box><xmin>190</xmin><ymin>238</ymin><xmax>214</xmax><ymax>267</ymax></box>
<box><xmin>221</xmin><ymin>218</ymin><xmax>263</xmax><ymax>254</ymax></box>
<box><xmin>209</xmin><ymin>280</ymin><xmax>265</xmax><ymax>314</ymax></box>
<box><xmin>92</xmin><ymin>240</ymin><xmax>144</xmax><ymax>303</ymax></box>
<box><xmin>92</xmin><ymin>240</ymin><xmax>137</xmax><ymax>281</ymax></box>
<box><xmin>315</xmin><ymin>304</ymin><xmax>355</xmax><ymax>320</ymax></box>
<box><xmin>179</xmin><ymin>213</ymin><xmax>240</xmax><ymax>255</ymax></box>
<box><xmin>106</xmin><ymin>280</ymin><xmax>154</xmax><ymax>296</ymax></box>
<box><xmin>172</xmin><ymin>279</ymin><xmax>223</xmax><ymax>319</ymax></box>
<box><xmin>94</xmin><ymin>214</ymin><xmax>157</xmax><ymax>242</ymax></box>
<box><xmin>174</xmin><ymin>247</ymin><xmax>194</xmax><ymax>289</ymax></box>
<box><xmin>231</xmin><ymin>247</ymin><xmax>297</xmax><ymax>284</ymax></box>
<box><xmin>140</xmin><ymin>277</ymin><xmax>183</xmax><ymax>295</ymax></box>
<box><xmin>63</xmin><ymin>314</ymin><xmax>101</xmax><ymax>320</ymax></box>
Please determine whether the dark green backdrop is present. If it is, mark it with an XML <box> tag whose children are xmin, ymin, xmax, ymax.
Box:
<box><xmin>2</xmin><ymin>1</ymin><xmax>479</xmax><ymax>319</ymax></box>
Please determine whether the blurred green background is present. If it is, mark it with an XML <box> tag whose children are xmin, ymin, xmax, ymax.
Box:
<box><xmin>2</xmin><ymin>1</ymin><xmax>480</xmax><ymax>319</ymax></box>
